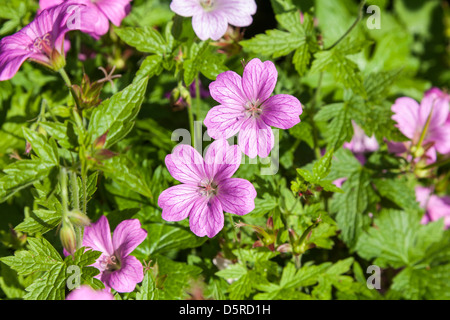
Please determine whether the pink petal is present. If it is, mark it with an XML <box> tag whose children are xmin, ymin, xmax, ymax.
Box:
<box><xmin>95</xmin><ymin>0</ymin><xmax>131</xmax><ymax>26</ymax></box>
<box><xmin>39</xmin><ymin>0</ymin><xmax>64</xmax><ymax>10</ymax></box>
<box><xmin>209</xmin><ymin>70</ymin><xmax>247</xmax><ymax>108</ymax></box>
<box><xmin>112</xmin><ymin>219</ymin><xmax>147</xmax><ymax>258</ymax></box>
<box><xmin>158</xmin><ymin>184</ymin><xmax>200</xmax><ymax>222</ymax></box>
<box><xmin>189</xmin><ymin>196</ymin><xmax>224</xmax><ymax>238</ymax></box>
<box><xmin>216</xmin><ymin>0</ymin><xmax>257</xmax><ymax>27</ymax></box>
<box><xmin>261</xmin><ymin>94</ymin><xmax>302</xmax><ymax>129</ymax></box>
<box><xmin>192</xmin><ymin>11</ymin><xmax>228</xmax><ymax>41</ymax></box>
<box><xmin>419</xmin><ymin>92</ymin><xmax>449</xmax><ymax>129</ymax></box>
<box><xmin>238</xmin><ymin>117</ymin><xmax>274</xmax><ymax>158</ymax></box>
<box><xmin>165</xmin><ymin>144</ymin><xmax>206</xmax><ymax>184</ymax></box>
<box><xmin>217</xmin><ymin>178</ymin><xmax>256</xmax><ymax>215</ymax></box>
<box><xmin>204</xmin><ymin>105</ymin><xmax>245</xmax><ymax>140</ymax></box>
<box><xmin>415</xmin><ymin>186</ymin><xmax>432</xmax><ymax>208</ymax></box>
<box><xmin>391</xmin><ymin>97</ymin><xmax>420</xmax><ymax>140</ymax></box>
<box><xmin>83</xmin><ymin>216</ymin><xmax>114</xmax><ymax>256</ymax></box>
<box><xmin>66</xmin><ymin>285</ymin><xmax>114</xmax><ymax>300</ymax></box>
<box><xmin>0</xmin><ymin>50</ymin><xmax>32</xmax><ymax>81</ymax></box>
<box><xmin>427</xmin><ymin>125</ymin><xmax>450</xmax><ymax>154</ymax></box>
<box><xmin>242</xmin><ymin>58</ymin><xmax>278</xmax><ymax>102</ymax></box>
<box><xmin>170</xmin><ymin>0</ymin><xmax>203</xmax><ymax>17</ymax></box>
<box><xmin>427</xmin><ymin>195</ymin><xmax>450</xmax><ymax>229</ymax></box>
<box><xmin>103</xmin><ymin>255</ymin><xmax>144</xmax><ymax>293</ymax></box>
<box><xmin>204</xmin><ymin>139</ymin><xmax>242</xmax><ymax>182</ymax></box>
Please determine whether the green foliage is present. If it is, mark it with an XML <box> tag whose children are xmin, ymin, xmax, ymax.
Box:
<box><xmin>0</xmin><ymin>0</ymin><xmax>449</xmax><ymax>302</ymax></box>
<box><xmin>0</xmin><ymin>238</ymin><xmax>102</xmax><ymax>300</ymax></box>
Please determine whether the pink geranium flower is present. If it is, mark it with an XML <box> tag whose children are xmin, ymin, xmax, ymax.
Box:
<box><xmin>40</xmin><ymin>0</ymin><xmax>132</xmax><ymax>38</ymax></box>
<box><xmin>82</xmin><ymin>216</ymin><xmax>147</xmax><ymax>293</ymax></box>
<box><xmin>0</xmin><ymin>3</ymin><xmax>97</xmax><ymax>81</ymax></box>
<box><xmin>343</xmin><ymin>121</ymin><xmax>379</xmax><ymax>155</ymax></box>
<box><xmin>158</xmin><ymin>139</ymin><xmax>257</xmax><ymax>238</ymax></box>
<box><xmin>205</xmin><ymin>58</ymin><xmax>303</xmax><ymax>158</ymax></box>
<box><xmin>66</xmin><ymin>285</ymin><xmax>114</xmax><ymax>300</ymax></box>
<box><xmin>170</xmin><ymin>0</ymin><xmax>257</xmax><ymax>41</ymax></box>
<box><xmin>391</xmin><ymin>88</ymin><xmax>450</xmax><ymax>156</ymax></box>
<box><xmin>416</xmin><ymin>186</ymin><xmax>450</xmax><ymax>229</ymax></box>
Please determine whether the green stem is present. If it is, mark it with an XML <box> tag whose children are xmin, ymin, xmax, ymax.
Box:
<box><xmin>188</xmin><ymin>104</ymin><xmax>195</xmax><ymax>147</ymax></box>
<box><xmin>325</xmin><ymin>0</ymin><xmax>367</xmax><ymax>51</ymax></box>
<box><xmin>294</xmin><ymin>254</ymin><xmax>302</xmax><ymax>269</ymax></box>
<box><xmin>60</xmin><ymin>168</ymin><xmax>69</xmax><ymax>216</ymax></box>
<box><xmin>195</xmin><ymin>76</ymin><xmax>202</xmax><ymax>148</ymax></box>
<box><xmin>70</xmin><ymin>171</ymin><xmax>80</xmax><ymax>211</ymax></box>
<box><xmin>228</xmin><ymin>214</ymin><xmax>242</xmax><ymax>261</ymax></box>
<box><xmin>310</xmin><ymin>72</ymin><xmax>324</xmax><ymax>159</ymax></box>
<box><xmin>58</xmin><ymin>68</ymin><xmax>80</xmax><ymax>109</ymax></box>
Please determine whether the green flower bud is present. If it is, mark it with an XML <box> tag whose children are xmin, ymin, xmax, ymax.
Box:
<box><xmin>68</xmin><ymin>209</ymin><xmax>91</xmax><ymax>227</ymax></box>
<box><xmin>60</xmin><ymin>222</ymin><xmax>77</xmax><ymax>255</ymax></box>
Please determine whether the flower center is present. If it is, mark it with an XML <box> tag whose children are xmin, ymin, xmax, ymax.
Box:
<box><xmin>100</xmin><ymin>254</ymin><xmax>121</xmax><ymax>271</ymax></box>
<box><xmin>199</xmin><ymin>180</ymin><xmax>218</xmax><ymax>198</ymax></box>
<box><xmin>29</xmin><ymin>33</ymin><xmax>53</xmax><ymax>56</ymax></box>
<box><xmin>245</xmin><ymin>100</ymin><xmax>263</xmax><ymax>118</ymax></box>
<box><xmin>200</xmin><ymin>0</ymin><xmax>215</xmax><ymax>10</ymax></box>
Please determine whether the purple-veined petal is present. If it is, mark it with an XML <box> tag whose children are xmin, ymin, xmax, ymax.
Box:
<box><xmin>238</xmin><ymin>116</ymin><xmax>274</xmax><ymax>158</ymax></box>
<box><xmin>189</xmin><ymin>196</ymin><xmax>224</xmax><ymax>238</ymax></box>
<box><xmin>209</xmin><ymin>70</ymin><xmax>247</xmax><ymax>108</ymax></box>
<box><xmin>165</xmin><ymin>144</ymin><xmax>206</xmax><ymax>184</ymax></box>
<box><xmin>261</xmin><ymin>94</ymin><xmax>302</xmax><ymax>129</ymax></box>
<box><xmin>204</xmin><ymin>105</ymin><xmax>246</xmax><ymax>140</ymax></box>
<box><xmin>158</xmin><ymin>184</ymin><xmax>200</xmax><ymax>222</ymax></box>
<box><xmin>216</xmin><ymin>0</ymin><xmax>257</xmax><ymax>27</ymax></box>
<box><xmin>391</xmin><ymin>97</ymin><xmax>420</xmax><ymax>140</ymax></box>
<box><xmin>242</xmin><ymin>58</ymin><xmax>278</xmax><ymax>102</ymax></box>
<box><xmin>170</xmin><ymin>0</ymin><xmax>203</xmax><ymax>17</ymax></box>
<box><xmin>83</xmin><ymin>216</ymin><xmax>114</xmax><ymax>256</ymax></box>
<box><xmin>102</xmin><ymin>255</ymin><xmax>144</xmax><ymax>293</ymax></box>
<box><xmin>192</xmin><ymin>10</ymin><xmax>228</xmax><ymax>41</ymax></box>
<box><xmin>204</xmin><ymin>139</ymin><xmax>242</xmax><ymax>182</ymax></box>
<box><xmin>112</xmin><ymin>219</ymin><xmax>147</xmax><ymax>258</ymax></box>
<box><xmin>95</xmin><ymin>0</ymin><xmax>131</xmax><ymax>26</ymax></box>
<box><xmin>217</xmin><ymin>178</ymin><xmax>256</xmax><ymax>215</ymax></box>
<box><xmin>0</xmin><ymin>51</ymin><xmax>32</xmax><ymax>81</ymax></box>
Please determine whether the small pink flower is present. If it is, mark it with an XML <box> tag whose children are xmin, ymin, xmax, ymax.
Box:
<box><xmin>40</xmin><ymin>0</ymin><xmax>132</xmax><ymax>38</ymax></box>
<box><xmin>343</xmin><ymin>121</ymin><xmax>379</xmax><ymax>155</ymax></box>
<box><xmin>170</xmin><ymin>0</ymin><xmax>257</xmax><ymax>41</ymax></box>
<box><xmin>158</xmin><ymin>139</ymin><xmax>257</xmax><ymax>238</ymax></box>
<box><xmin>66</xmin><ymin>285</ymin><xmax>114</xmax><ymax>300</ymax></box>
<box><xmin>82</xmin><ymin>216</ymin><xmax>147</xmax><ymax>293</ymax></box>
<box><xmin>205</xmin><ymin>58</ymin><xmax>303</xmax><ymax>158</ymax></box>
<box><xmin>416</xmin><ymin>186</ymin><xmax>450</xmax><ymax>229</ymax></box>
<box><xmin>0</xmin><ymin>3</ymin><xmax>97</xmax><ymax>81</ymax></box>
<box><xmin>391</xmin><ymin>88</ymin><xmax>450</xmax><ymax>156</ymax></box>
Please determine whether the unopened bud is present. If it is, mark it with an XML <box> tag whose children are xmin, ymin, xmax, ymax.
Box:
<box><xmin>60</xmin><ymin>222</ymin><xmax>77</xmax><ymax>255</ymax></box>
<box><xmin>180</xmin><ymin>86</ymin><xmax>192</xmax><ymax>106</ymax></box>
<box><xmin>94</xmin><ymin>132</ymin><xmax>108</xmax><ymax>149</ymax></box>
<box><xmin>68</xmin><ymin>210</ymin><xmax>91</xmax><ymax>227</ymax></box>
<box><xmin>411</xmin><ymin>146</ymin><xmax>425</xmax><ymax>158</ymax></box>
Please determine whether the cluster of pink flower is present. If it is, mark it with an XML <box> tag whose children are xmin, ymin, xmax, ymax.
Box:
<box><xmin>339</xmin><ymin>88</ymin><xmax>450</xmax><ymax>229</ymax></box>
<box><xmin>158</xmin><ymin>58</ymin><xmax>303</xmax><ymax>238</ymax></box>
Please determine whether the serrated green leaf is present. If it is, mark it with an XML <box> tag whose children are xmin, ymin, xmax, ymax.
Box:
<box><xmin>22</xmin><ymin>128</ymin><xmax>59</xmax><ymax>165</ymax></box>
<box><xmin>115</xmin><ymin>26</ymin><xmax>168</xmax><ymax>55</ymax></box>
<box><xmin>89</xmin><ymin>77</ymin><xmax>149</xmax><ymax>148</ymax></box>
<box><xmin>0</xmin><ymin>160</ymin><xmax>58</xmax><ymax>202</ymax></box>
